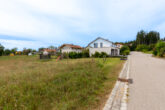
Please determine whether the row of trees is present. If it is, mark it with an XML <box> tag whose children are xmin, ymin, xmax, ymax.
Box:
<box><xmin>0</xmin><ymin>44</ymin><xmax>59</xmax><ymax>56</ymax></box>
<box><xmin>0</xmin><ymin>44</ymin><xmax>18</xmax><ymax>56</ymax></box>
<box><xmin>125</xmin><ymin>30</ymin><xmax>165</xmax><ymax>57</ymax></box>
<box><xmin>125</xmin><ymin>30</ymin><xmax>164</xmax><ymax>51</ymax></box>
<box><xmin>136</xmin><ymin>30</ymin><xmax>160</xmax><ymax>45</ymax></box>
<box><xmin>0</xmin><ymin>44</ymin><xmax>38</xmax><ymax>56</ymax></box>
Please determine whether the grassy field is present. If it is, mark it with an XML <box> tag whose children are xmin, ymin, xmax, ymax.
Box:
<box><xmin>0</xmin><ymin>56</ymin><xmax>124</xmax><ymax>110</ymax></box>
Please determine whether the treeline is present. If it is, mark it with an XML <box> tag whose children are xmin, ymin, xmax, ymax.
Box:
<box><xmin>125</xmin><ymin>30</ymin><xmax>165</xmax><ymax>57</ymax></box>
<box><xmin>0</xmin><ymin>44</ymin><xmax>37</xmax><ymax>56</ymax></box>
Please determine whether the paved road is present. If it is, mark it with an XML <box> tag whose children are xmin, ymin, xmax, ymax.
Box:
<box><xmin>128</xmin><ymin>52</ymin><xmax>165</xmax><ymax>110</ymax></box>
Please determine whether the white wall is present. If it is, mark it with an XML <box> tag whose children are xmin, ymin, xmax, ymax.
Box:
<box><xmin>89</xmin><ymin>47</ymin><xmax>112</xmax><ymax>56</ymax></box>
<box><xmin>61</xmin><ymin>46</ymin><xmax>82</xmax><ymax>53</ymax></box>
<box><xmin>89</xmin><ymin>47</ymin><xmax>120</xmax><ymax>57</ymax></box>
<box><xmin>89</xmin><ymin>39</ymin><xmax>113</xmax><ymax>48</ymax></box>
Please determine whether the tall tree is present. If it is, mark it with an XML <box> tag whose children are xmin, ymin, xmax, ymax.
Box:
<box><xmin>0</xmin><ymin>44</ymin><xmax>4</xmax><ymax>56</ymax></box>
<box><xmin>136</xmin><ymin>30</ymin><xmax>146</xmax><ymax>45</ymax></box>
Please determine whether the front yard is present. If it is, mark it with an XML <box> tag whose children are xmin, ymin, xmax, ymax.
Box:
<box><xmin>0</xmin><ymin>56</ymin><xmax>124</xmax><ymax>110</ymax></box>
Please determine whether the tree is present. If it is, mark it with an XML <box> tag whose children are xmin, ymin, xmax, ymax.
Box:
<box><xmin>4</xmin><ymin>49</ymin><xmax>11</xmax><ymax>55</ymax></box>
<box><xmin>48</xmin><ymin>46</ymin><xmax>56</xmax><ymax>49</ymax></box>
<box><xmin>136</xmin><ymin>30</ymin><xmax>146</xmax><ymax>45</ymax></box>
<box><xmin>38</xmin><ymin>47</ymin><xmax>45</xmax><ymax>52</ymax></box>
<box><xmin>11</xmin><ymin>47</ymin><xmax>18</xmax><ymax>54</ymax></box>
<box><xmin>0</xmin><ymin>44</ymin><xmax>4</xmax><ymax>56</ymax></box>
<box><xmin>120</xmin><ymin>45</ymin><xmax>130</xmax><ymax>55</ymax></box>
<box><xmin>136</xmin><ymin>30</ymin><xmax>160</xmax><ymax>45</ymax></box>
<box><xmin>23</xmin><ymin>48</ymin><xmax>32</xmax><ymax>55</ymax></box>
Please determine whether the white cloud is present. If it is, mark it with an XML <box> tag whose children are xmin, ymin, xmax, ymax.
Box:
<box><xmin>1</xmin><ymin>0</ymin><xmax>165</xmax><ymax>49</ymax></box>
<box><xmin>0</xmin><ymin>39</ymin><xmax>48</xmax><ymax>50</ymax></box>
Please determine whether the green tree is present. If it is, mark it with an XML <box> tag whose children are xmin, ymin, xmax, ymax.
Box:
<box><xmin>48</xmin><ymin>46</ymin><xmax>56</xmax><ymax>49</ymax></box>
<box><xmin>120</xmin><ymin>45</ymin><xmax>130</xmax><ymax>55</ymax></box>
<box><xmin>136</xmin><ymin>30</ymin><xmax>146</xmax><ymax>45</ymax></box>
<box><xmin>11</xmin><ymin>48</ymin><xmax>18</xmax><ymax>54</ymax></box>
<box><xmin>0</xmin><ymin>44</ymin><xmax>4</xmax><ymax>56</ymax></box>
<box><xmin>4</xmin><ymin>49</ymin><xmax>11</xmax><ymax>55</ymax></box>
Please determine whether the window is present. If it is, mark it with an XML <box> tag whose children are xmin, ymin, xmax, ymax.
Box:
<box><xmin>100</xmin><ymin>43</ymin><xmax>103</xmax><ymax>48</ymax></box>
<box><xmin>94</xmin><ymin>43</ymin><xmax>98</xmax><ymax>48</ymax></box>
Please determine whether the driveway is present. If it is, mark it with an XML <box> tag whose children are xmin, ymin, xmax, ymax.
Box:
<box><xmin>128</xmin><ymin>52</ymin><xmax>165</xmax><ymax>110</ymax></box>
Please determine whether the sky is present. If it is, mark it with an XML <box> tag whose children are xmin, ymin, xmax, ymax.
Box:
<box><xmin>1</xmin><ymin>0</ymin><xmax>165</xmax><ymax>50</ymax></box>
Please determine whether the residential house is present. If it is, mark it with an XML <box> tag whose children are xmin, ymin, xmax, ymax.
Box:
<box><xmin>43</xmin><ymin>48</ymin><xmax>56</xmax><ymax>55</ymax></box>
<box><xmin>86</xmin><ymin>37</ymin><xmax>120</xmax><ymax>57</ymax></box>
<box><xmin>116</xmin><ymin>43</ymin><xmax>123</xmax><ymax>49</ymax></box>
<box><xmin>60</xmin><ymin>44</ymin><xmax>82</xmax><ymax>53</ymax></box>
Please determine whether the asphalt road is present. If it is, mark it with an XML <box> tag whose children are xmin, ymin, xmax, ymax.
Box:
<box><xmin>128</xmin><ymin>52</ymin><xmax>165</xmax><ymax>110</ymax></box>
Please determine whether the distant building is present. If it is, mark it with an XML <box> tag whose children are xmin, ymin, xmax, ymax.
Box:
<box><xmin>116</xmin><ymin>43</ymin><xmax>123</xmax><ymax>49</ymax></box>
<box><xmin>60</xmin><ymin>44</ymin><xmax>82</xmax><ymax>53</ymax></box>
<box><xmin>86</xmin><ymin>37</ymin><xmax>120</xmax><ymax>57</ymax></box>
<box><xmin>43</xmin><ymin>48</ymin><xmax>56</xmax><ymax>55</ymax></box>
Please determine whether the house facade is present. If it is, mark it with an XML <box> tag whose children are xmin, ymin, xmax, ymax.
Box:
<box><xmin>86</xmin><ymin>37</ymin><xmax>120</xmax><ymax>57</ymax></box>
<box><xmin>60</xmin><ymin>44</ymin><xmax>82</xmax><ymax>53</ymax></box>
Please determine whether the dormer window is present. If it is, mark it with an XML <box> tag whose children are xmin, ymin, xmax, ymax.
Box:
<box><xmin>100</xmin><ymin>43</ymin><xmax>103</xmax><ymax>48</ymax></box>
<box><xmin>94</xmin><ymin>43</ymin><xmax>98</xmax><ymax>48</ymax></box>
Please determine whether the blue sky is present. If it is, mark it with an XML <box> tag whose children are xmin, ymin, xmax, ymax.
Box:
<box><xmin>1</xmin><ymin>0</ymin><xmax>165</xmax><ymax>50</ymax></box>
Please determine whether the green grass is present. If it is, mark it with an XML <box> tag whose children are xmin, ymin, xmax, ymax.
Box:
<box><xmin>0</xmin><ymin>56</ymin><xmax>124</xmax><ymax>110</ymax></box>
<box><xmin>143</xmin><ymin>51</ymin><xmax>153</xmax><ymax>54</ymax></box>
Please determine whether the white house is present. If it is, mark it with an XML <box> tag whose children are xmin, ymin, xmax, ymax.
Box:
<box><xmin>60</xmin><ymin>44</ymin><xmax>82</xmax><ymax>53</ymax></box>
<box><xmin>86</xmin><ymin>37</ymin><xmax>120</xmax><ymax>57</ymax></box>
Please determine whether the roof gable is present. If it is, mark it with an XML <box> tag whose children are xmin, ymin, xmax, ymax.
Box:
<box><xmin>87</xmin><ymin>37</ymin><xmax>113</xmax><ymax>47</ymax></box>
<box><xmin>60</xmin><ymin>44</ymin><xmax>82</xmax><ymax>49</ymax></box>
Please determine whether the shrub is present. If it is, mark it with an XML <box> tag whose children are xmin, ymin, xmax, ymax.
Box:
<box><xmin>82</xmin><ymin>49</ymin><xmax>89</xmax><ymax>58</ymax></box>
<box><xmin>62</xmin><ymin>52</ymin><xmax>69</xmax><ymax>59</ymax></box>
<box><xmin>123</xmin><ymin>50</ymin><xmax>130</xmax><ymax>55</ymax></box>
<box><xmin>155</xmin><ymin>41</ymin><xmax>165</xmax><ymax>57</ymax></box>
<box><xmin>148</xmin><ymin>44</ymin><xmax>155</xmax><ymax>51</ymax></box>
<box><xmin>99</xmin><ymin>52</ymin><xmax>108</xmax><ymax>58</ymax></box>
<box><xmin>120</xmin><ymin>45</ymin><xmax>130</xmax><ymax>55</ymax></box>
<box><xmin>136</xmin><ymin>45</ymin><xmax>149</xmax><ymax>52</ymax></box>
<box><xmin>92</xmin><ymin>52</ymin><xmax>100</xmax><ymax>58</ymax></box>
<box><xmin>152</xmin><ymin>48</ymin><xmax>157</xmax><ymax>56</ymax></box>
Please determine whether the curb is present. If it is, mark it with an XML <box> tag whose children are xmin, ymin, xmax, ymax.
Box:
<box><xmin>103</xmin><ymin>57</ymin><xmax>129</xmax><ymax>110</ymax></box>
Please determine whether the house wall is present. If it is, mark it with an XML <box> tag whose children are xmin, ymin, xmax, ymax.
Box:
<box><xmin>89</xmin><ymin>47</ymin><xmax>111</xmax><ymax>56</ymax></box>
<box><xmin>61</xmin><ymin>46</ymin><xmax>82</xmax><ymax>53</ymax></box>
<box><xmin>89</xmin><ymin>47</ymin><xmax>120</xmax><ymax>56</ymax></box>
<box><xmin>88</xmin><ymin>39</ymin><xmax>114</xmax><ymax>48</ymax></box>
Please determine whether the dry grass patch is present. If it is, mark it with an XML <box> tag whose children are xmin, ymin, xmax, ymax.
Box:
<box><xmin>0</xmin><ymin>56</ymin><xmax>124</xmax><ymax>110</ymax></box>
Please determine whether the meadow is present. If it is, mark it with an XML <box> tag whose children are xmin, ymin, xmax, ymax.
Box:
<box><xmin>0</xmin><ymin>56</ymin><xmax>124</xmax><ymax>110</ymax></box>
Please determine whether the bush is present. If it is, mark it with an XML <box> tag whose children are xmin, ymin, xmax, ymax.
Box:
<box><xmin>68</xmin><ymin>52</ymin><xmax>83</xmax><ymax>59</ymax></box>
<box><xmin>92</xmin><ymin>52</ymin><xmax>108</xmax><ymax>58</ymax></box>
<box><xmin>152</xmin><ymin>48</ymin><xmax>157</xmax><ymax>56</ymax></box>
<box><xmin>120</xmin><ymin>45</ymin><xmax>130</xmax><ymax>55</ymax></box>
<box><xmin>92</xmin><ymin>52</ymin><xmax>100</xmax><ymax>58</ymax></box>
<box><xmin>136</xmin><ymin>45</ymin><xmax>149</xmax><ymax>52</ymax></box>
<box><xmin>123</xmin><ymin>50</ymin><xmax>130</xmax><ymax>55</ymax></box>
<box><xmin>148</xmin><ymin>44</ymin><xmax>155</xmax><ymax>51</ymax></box>
<box><xmin>100</xmin><ymin>52</ymin><xmax>108</xmax><ymax>58</ymax></box>
<box><xmin>154</xmin><ymin>41</ymin><xmax>165</xmax><ymax>57</ymax></box>
<box><xmin>62</xmin><ymin>52</ymin><xmax>69</xmax><ymax>59</ymax></box>
<box><xmin>82</xmin><ymin>49</ymin><xmax>89</xmax><ymax>58</ymax></box>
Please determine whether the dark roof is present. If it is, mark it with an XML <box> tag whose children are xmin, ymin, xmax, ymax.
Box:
<box><xmin>87</xmin><ymin>37</ymin><xmax>113</xmax><ymax>47</ymax></box>
<box><xmin>60</xmin><ymin>44</ymin><xmax>82</xmax><ymax>49</ymax></box>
